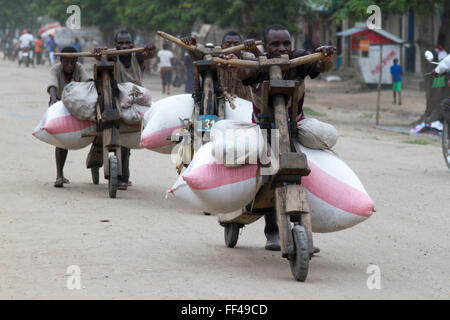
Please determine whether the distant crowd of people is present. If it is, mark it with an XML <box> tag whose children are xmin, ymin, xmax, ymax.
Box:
<box><xmin>0</xmin><ymin>30</ymin><xmax>96</xmax><ymax>67</ymax></box>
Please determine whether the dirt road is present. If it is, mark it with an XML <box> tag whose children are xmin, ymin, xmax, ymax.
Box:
<box><xmin>0</xmin><ymin>58</ymin><xmax>448</xmax><ymax>299</ymax></box>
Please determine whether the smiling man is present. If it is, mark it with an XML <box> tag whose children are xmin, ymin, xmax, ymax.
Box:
<box><xmin>226</xmin><ymin>24</ymin><xmax>337</xmax><ymax>252</ymax></box>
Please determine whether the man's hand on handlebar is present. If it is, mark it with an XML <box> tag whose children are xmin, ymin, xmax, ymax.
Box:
<box><xmin>243</xmin><ymin>39</ymin><xmax>261</xmax><ymax>56</ymax></box>
<box><xmin>92</xmin><ymin>47</ymin><xmax>108</xmax><ymax>60</ymax></box>
<box><xmin>140</xmin><ymin>42</ymin><xmax>157</xmax><ymax>59</ymax></box>
<box><xmin>217</xmin><ymin>54</ymin><xmax>239</xmax><ymax>72</ymax></box>
<box><xmin>181</xmin><ymin>36</ymin><xmax>196</xmax><ymax>47</ymax></box>
<box><xmin>315</xmin><ymin>46</ymin><xmax>336</xmax><ymax>62</ymax></box>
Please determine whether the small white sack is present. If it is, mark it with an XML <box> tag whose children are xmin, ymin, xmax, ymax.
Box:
<box><xmin>167</xmin><ymin>142</ymin><xmax>263</xmax><ymax>214</ymax></box>
<box><xmin>210</xmin><ymin>120</ymin><xmax>266</xmax><ymax>167</ymax></box>
<box><xmin>297</xmin><ymin>118</ymin><xmax>338</xmax><ymax>150</ymax></box>
<box><xmin>33</xmin><ymin>101</ymin><xmax>96</xmax><ymax>150</ymax></box>
<box><xmin>62</xmin><ymin>81</ymin><xmax>98</xmax><ymax>121</ymax></box>
<box><xmin>118</xmin><ymin>82</ymin><xmax>152</xmax><ymax>109</ymax></box>
<box><xmin>224</xmin><ymin>97</ymin><xmax>253</xmax><ymax>123</ymax></box>
<box><xmin>121</xmin><ymin>104</ymin><xmax>150</xmax><ymax>125</ymax></box>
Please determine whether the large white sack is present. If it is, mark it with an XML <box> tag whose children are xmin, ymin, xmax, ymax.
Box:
<box><xmin>298</xmin><ymin>143</ymin><xmax>374</xmax><ymax>233</ymax></box>
<box><xmin>210</xmin><ymin>120</ymin><xmax>265</xmax><ymax>167</ymax></box>
<box><xmin>33</xmin><ymin>101</ymin><xmax>96</xmax><ymax>150</ymax></box>
<box><xmin>62</xmin><ymin>81</ymin><xmax>98</xmax><ymax>121</ymax></box>
<box><xmin>167</xmin><ymin>142</ymin><xmax>263</xmax><ymax>214</ymax></box>
<box><xmin>168</xmin><ymin>140</ymin><xmax>374</xmax><ymax>232</ymax></box>
<box><xmin>297</xmin><ymin>118</ymin><xmax>338</xmax><ymax>150</ymax></box>
<box><xmin>118</xmin><ymin>82</ymin><xmax>151</xmax><ymax>109</ymax></box>
<box><xmin>141</xmin><ymin>94</ymin><xmax>194</xmax><ymax>154</ymax></box>
<box><xmin>141</xmin><ymin>94</ymin><xmax>253</xmax><ymax>154</ymax></box>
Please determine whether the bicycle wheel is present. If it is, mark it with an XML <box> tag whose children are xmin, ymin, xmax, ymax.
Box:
<box><xmin>442</xmin><ymin>121</ymin><xmax>450</xmax><ymax>170</ymax></box>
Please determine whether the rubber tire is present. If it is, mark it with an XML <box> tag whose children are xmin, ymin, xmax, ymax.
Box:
<box><xmin>224</xmin><ymin>223</ymin><xmax>241</xmax><ymax>248</ymax></box>
<box><xmin>108</xmin><ymin>155</ymin><xmax>118</xmax><ymax>199</ymax></box>
<box><xmin>442</xmin><ymin>121</ymin><xmax>450</xmax><ymax>170</ymax></box>
<box><xmin>289</xmin><ymin>225</ymin><xmax>310</xmax><ymax>282</ymax></box>
<box><xmin>91</xmin><ymin>167</ymin><xmax>99</xmax><ymax>185</ymax></box>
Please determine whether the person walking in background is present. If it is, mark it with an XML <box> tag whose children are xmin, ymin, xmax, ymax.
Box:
<box><xmin>71</xmin><ymin>37</ymin><xmax>83</xmax><ymax>64</ymax></box>
<box><xmin>390</xmin><ymin>58</ymin><xmax>403</xmax><ymax>105</ymax></box>
<box><xmin>35</xmin><ymin>35</ymin><xmax>43</xmax><ymax>65</ymax></box>
<box><xmin>157</xmin><ymin>42</ymin><xmax>174</xmax><ymax>95</ymax></box>
<box><xmin>46</xmin><ymin>34</ymin><xmax>57</xmax><ymax>66</ymax></box>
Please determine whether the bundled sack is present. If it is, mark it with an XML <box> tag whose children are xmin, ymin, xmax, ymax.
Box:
<box><xmin>33</xmin><ymin>101</ymin><xmax>96</xmax><ymax>150</ymax></box>
<box><xmin>141</xmin><ymin>94</ymin><xmax>253</xmax><ymax>154</ymax></box>
<box><xmin>210</xmin><ymin>120</ymin><xmax>266</xmax><ymax>167</ymax></box>
<box><xmin>118</xmin><ymin>83</ymin><xmax>151</xmax><ymax>109</ymax></box>
<box><xmin>62</xmin><ymin>81</ymin><xmax>98</xmax><ymax>121</ymax></box>
<box><xmin>167</xmin><ymin>142</ymin><xmax>263</xmax><ymax>214</ymax></box>
<box><xmin>297</xmin><ymin>118</ymin><xmax>338</xmax><ymax>150</ymax></box>
<box><xmin>298</xmin><ymin>143</ymin><xmax>374</xmax><ymax>233</ymax></box>
<box><xmin>121</xmin><ymin>103</ymin><xmax>150</xmax><ymax>125</ymax></box>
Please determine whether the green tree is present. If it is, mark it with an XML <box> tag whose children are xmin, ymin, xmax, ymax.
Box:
<box><xmin>31</xmin><ymin>0</ymin><xmax>124</xmax><ymax>44</ymax></box>
<box><xmin>116</xmin><ymin>0</ymin><xmax>206</xmax><ymax>35</ymax></box>
<box><xmin>0</xmin><ymin>0</ymin><xmax>44</xmax><ymax>33</ymax></box>
<box><xmin>202</xmin><ymin>0</ymin><xmax>303</xmax><ymax>38</ymax></box>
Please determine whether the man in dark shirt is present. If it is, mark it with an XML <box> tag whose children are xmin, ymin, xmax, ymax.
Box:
<box><xmin>226</xmin><ymin>24</ymin><xmax>336</xmax><ymax>251</ymax></box>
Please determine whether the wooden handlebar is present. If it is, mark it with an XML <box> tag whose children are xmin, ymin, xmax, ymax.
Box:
<box><xmin>157</xmin><ymin>31</ymin><xmax>197</xmax><ymax>52</ymax></box>
<box><xmin>213</xmin><ymin>52</ymin><xmax>326</xmax><ymax>70</ymax></box>
<box><xmin>54</xmin><ymin>47</ymin><xmax>145</xmax><ymax>58</ymax></box>
<box><xmin>220</xmin><ymin>40</ymin><xmax>263</xmax><ymax>54</ymax></box>
<box><xmin>212</xmin><ymin>57</ymin><xmax>259</xmax><ymax>68</ymax></box>
<box><xmin>157</xmin><ymin>30</ymin><xmax>262</xmax><ymax>55</ymax></box>
<box><xmin>289</xmin><ymin>52</ymin><xmax>325</xmax><ymax>67</ymax></box>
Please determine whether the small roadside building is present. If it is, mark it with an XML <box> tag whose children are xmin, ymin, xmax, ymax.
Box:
<box><xmin>337</xmin><ymin>26</ymin><xmax>407</xmax><ymax>85</ymax></box>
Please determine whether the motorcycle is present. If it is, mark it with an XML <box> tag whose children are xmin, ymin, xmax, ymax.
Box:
<box><xmin>19</xmin><ymin>47</ymin><xmax>31</xmax><ymax>67</ymax></box>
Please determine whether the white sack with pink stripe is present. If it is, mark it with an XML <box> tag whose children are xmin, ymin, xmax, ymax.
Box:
<box><xmin>32</xmin><ymin>101</ymin><xmax>96</xmax><ymax>150</ymax></box>
<box><xmin>167</xmin><ymin>142</ymin><xmax>264</xmax><ymax>214</ymax></box>
<box><xmin>141</xmin><ymin>94</ymin><xmax>253</xmax><ymax>154</ymax></box>
<box><xmin>168</xmin><ymin>141</ymin><xmax>375</xmax><ymax>232</ymax></box>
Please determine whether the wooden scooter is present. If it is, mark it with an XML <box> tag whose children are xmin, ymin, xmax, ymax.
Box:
<box><xmin>213</xmin><ymin>52</ymin><xmax>326</xmax><ymax>281</ymax></box>
<box><xmin>54</xmin><ymin>48</ymin><xmax>144</xmax><ymax>198</ymax></box>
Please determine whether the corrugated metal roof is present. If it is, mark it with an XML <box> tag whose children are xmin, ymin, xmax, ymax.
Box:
<box><xmin>337</xmin><ymin>27</ymin><xmax>405</xmax><ymax>44</ymax></box>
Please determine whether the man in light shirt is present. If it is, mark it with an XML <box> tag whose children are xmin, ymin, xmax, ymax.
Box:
<box><xmin>18</xmin><ymin>29</ymin><xmax>34</xmax><ymax>66</ymax></box>
<box><xmin>157</xmin><ymin>42</ymin><xmax>174</xmax><ymax>95</ymax></box>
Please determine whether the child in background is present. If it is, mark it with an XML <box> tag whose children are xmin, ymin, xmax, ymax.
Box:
<box><xmin>390</xmin><ymin>58</ymin><xmax>403</xmax><ymax>105</ymax></box>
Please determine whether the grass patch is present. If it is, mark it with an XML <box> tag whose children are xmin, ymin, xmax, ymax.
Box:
<box><xmin>361</xmin><ymin>113</ymin><xmax>373</xmax><ymax>118</ymax></box>
<box><xmin>403</xmin><ymin>139</ymin><xmax>431</xmax><ymax>146</ymax></box>
<box><xmin>303</xmin><ymin>107</ymin><xmax>326</xmax><ymax>117</ymax></box>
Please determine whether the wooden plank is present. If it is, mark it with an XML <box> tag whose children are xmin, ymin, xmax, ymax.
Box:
<box><xmin>252</xmin><ymin>182</ymin><xmax>274</xmax><ymax>210</ymax></box>
<box><xmin>219</xmin><ymin>209</ymin><xmax>263</xmax><ymax>225</ymax></box>
<box><xmin>275</xmin><ymin>186</ymin><xmax>294</xmax><ymax>257</ymax></box>
<box><xmin>283</xmin><ymin>184</ymin><xmax>309</xmax><ymax>215</ymax></box>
